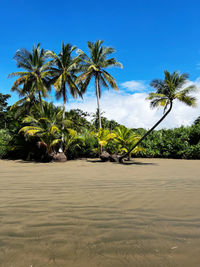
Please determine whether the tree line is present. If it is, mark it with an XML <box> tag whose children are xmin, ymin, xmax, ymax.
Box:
<box><xmin>0</xmin><ymin>40</ymin><xmax>199</xmax><ymax>162</ymax></box>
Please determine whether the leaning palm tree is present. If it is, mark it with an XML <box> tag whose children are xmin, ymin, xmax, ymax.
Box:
<box><xmin>119</xmin><ymin>70</ymin><xmax>198</xmax><ymax>162</ymax></box>
<box><xmin>76</xmin><ymin>40</ymin><xmax>123</xmax><ymax>129</ymax></box>
<box><xmin>8</xmin><ymin>44</ymin><xmax>51</xmax><ymax>111</ymax></box>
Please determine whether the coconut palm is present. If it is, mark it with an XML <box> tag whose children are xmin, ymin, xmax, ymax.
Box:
<box><xmin>19</xmin><ymin>102</ymin><xmax>70</xmax><ymax>159</ymax></box>
<box><xmin>9</xmin><ymin>85</ymin><xmax>40</xmax><ymax>118</ymax></box>
<box><xmin>47</xmin><ymin>43</ymin><xmax>81</xmax><ymax>149</ymax></box>
<box><xmin>119</xmin><ymin>70</ymin><xmax>198</xmax><ymax>162</ymax></box>
<box><xmin>63</xmin><ymin>128</ymin><xmax>85</xmax><ymax>158</ymax></box>
<box><xmin>92</xmin><ymin>128</ymin><xmax>116</xmax><ymax>154</ymax></box>
<box><xmin>8</xmin><ymin>44</ymin><xmax>51</xmax><ymax>111</ymax></box>
<box><xmin>76</xmin><ymin>40</ymin><xmax>123</xmax><ymax>129</ymax></box>
<box><xmin>30</xmin><ymin>101</ymin><xmax>71</xmax><ymax>129</ymax></box>
<box><xmin>47</xmin><ymin>43</ymin><xmax>81</xmax><ymax>121</ymax></box>
<box><xmin>114</xmin><ymin>126</ymin><xmax>144</xmax><ymax>160</ymax></box>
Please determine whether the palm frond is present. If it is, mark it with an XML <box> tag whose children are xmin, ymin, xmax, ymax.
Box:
<box><xmin>177</xmin><ymin>85</ymin><xmax>198</xmax><ymax>95</ymax></box>
<box><xmin>175</xmin><ymin>95</ymin><xmax>197</xmax><ymax>107</ymax></box>
<box><xmin>22</xmin><ymin>115</ymin><xmax>38</xmax><ymax>124</ymax></box>
<box><xmin>50</xmin><ymin>139</ymin><xmax>61</xmax><ymax>147</ymax></box>
<box><xmin>19</xmin><ymin>126</ymin><xmax>42</xmax><ymax>136</ymax></box>
<box><xmin>102</xmin><ymin>71</ymin><xmax>118</xmax><ymax>90</ymax></box>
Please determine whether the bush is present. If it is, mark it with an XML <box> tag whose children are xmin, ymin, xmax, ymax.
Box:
<box><xmin>0</xmin><ymin>129</ymin><xmax>12</xmax><ymax>158</ymax></box>
<box><xmin>183</xmin><ymin>143</ymin><xmax>200</xmax><ymax>159</ymax></box>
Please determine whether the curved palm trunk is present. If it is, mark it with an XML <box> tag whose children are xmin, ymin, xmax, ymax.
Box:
<box><xmin>119</xmin><ymin>101</ymin><xmax>173</xmax><ymax>162</ymax></box>
<box><xmin>95</xmin><ymin>76</ymin><xmax>102</xmax><ymax>129</ymax></box>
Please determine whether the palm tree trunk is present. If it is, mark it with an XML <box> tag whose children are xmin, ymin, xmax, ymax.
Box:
<box><xmin>62</xmin><ymin>99</ymin><xmax>65</xmax><ymax>140</ymax></box>
<box><xmin>119</xmin><ymin>101</ymin><xmax>173</xmax><ymax>162</ymax></box>
<box><xmin>61</xmin><ymin>86</ymin><xmax>66</xmax><ymax>152</ymax></box>
<box><xmin>96</xmin><ymin>76</ymin><xmax>102</xmax><ymax>129</ymax></box>
<box><xmin>38</xmin><ymin>91</ymin><xmax>43</xmax><ymax>112</ymax></box>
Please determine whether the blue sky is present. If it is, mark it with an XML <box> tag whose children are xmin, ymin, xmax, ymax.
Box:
<box><xmin>1</xmin><ymin>0</ymin><xmax>200</xmax><ymax>128</ymax></box>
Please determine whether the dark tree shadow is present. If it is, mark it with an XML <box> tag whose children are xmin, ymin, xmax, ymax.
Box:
<box><xmin>87</xmin><ymin>158</ymin><xmax>158</xmax><ymax>166</ymax></box>
<box><xmin>87</xmin><ymin>159</ymin><xmax>104</xmax><ymax>163</ymax></box>
<box><xmin>3</xmin><ymin>159</ymin><xmax>52</xmax><ymax>164</ymax></box>
<box><xmin>123</xmin><ymin>161</ymin><xmax>158</xmax><ymax>166</ymax></box>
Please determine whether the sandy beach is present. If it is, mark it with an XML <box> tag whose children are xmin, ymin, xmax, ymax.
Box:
<box><xmin>0</xmin><ymin>158</ymin><xmax>200</xmax><ymax>267</ymax></box>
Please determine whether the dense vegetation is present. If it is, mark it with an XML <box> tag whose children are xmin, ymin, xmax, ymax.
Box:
<box><xmin>0</xmin><ymin>93</ymin><xmax>200</xmax><ymax>161</ymax></box>
<box><xmin>0</xmin><ymin>41</ymin><xmax>199</xmax><ymax>162</ymax></box>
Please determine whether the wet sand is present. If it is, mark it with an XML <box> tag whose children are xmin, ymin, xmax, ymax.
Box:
<box><xmin>0</xmin><ymin>158</ymin><xmax>200</xmax><ymax>267</ymax></box>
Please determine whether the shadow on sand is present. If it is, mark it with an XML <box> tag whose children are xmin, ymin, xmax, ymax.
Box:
<box><xmin>87</xmin><ymin>159</ymin><xmax>158</xmax><ymax>166</ymax></box>
<box><xmin>123</xmin><ymin>161</ymin><xmax>157</xmax><ymax>166</ymax></box>
<box><xmin>2</xmin><ymin>159</ymin><xmax>52</xmax><ymax>164</ymax></box>
<box><xmin>3</xmin><ymin>158</ymin><xmax>157</xmax><ymax>166</ymax></box>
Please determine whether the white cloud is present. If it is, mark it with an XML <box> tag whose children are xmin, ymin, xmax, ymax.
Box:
<box><xmin>63</xmin><ymin>78</ymin><xmax>200</xmax><ymax>130</ymax></box>
<box><xmin>120</xmin><ymin>80</ymin><xmax>147</xmax><ymax>92</ymax></box>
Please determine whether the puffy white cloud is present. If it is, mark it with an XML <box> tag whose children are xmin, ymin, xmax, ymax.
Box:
<box><xmin>63</xmin><ymin>79</ymin><xmax>200</xmax><ymax>130</ymax></box>
<box><xmin>120</xmin><ymin>80</ymin><xmax>147</xmax><ymax>92</ymax></box>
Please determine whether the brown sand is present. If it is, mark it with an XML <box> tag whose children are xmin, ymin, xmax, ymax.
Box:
<box><xmin>0</xmin><ymin>158</ymin><xmax>200</xmax><ymax>267</ymax></box>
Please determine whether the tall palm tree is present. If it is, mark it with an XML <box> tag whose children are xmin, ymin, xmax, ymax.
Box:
<box><xmin>76</xmin><ymin>40</ymin><xmax>123</xmax><ymax>129</ymax></box>
<box><xmin>8</xmin><ymin>44</ymin><xmax>51</xmax><ymax>111</ymax></box>
<box><xmin>47</xmin><ymin>43</ymin><xmax>81</xmax><ymax>122</ymax></box>
<box><xmin>47</xmin><ymin>43</ymin><xmax>81</xmax><ymax>150</ymax></box>
<box><xmin>119</xmin><ymin>70</ymin><xmax>198</xmax><ymax>162</ymax></box>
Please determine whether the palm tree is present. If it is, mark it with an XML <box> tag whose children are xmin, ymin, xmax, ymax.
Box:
<box><xmin>9</xmin><ymin>85</ymin><xmax>40</xmax><ymax>118</ymax></box>
<box><xmin>114</xmin><ymin>126</ymin><xmax>144</xmax><ymax>160</ymax></box>
<box><xmin>119</xmin><ymin>70</ymin><xmax>198</xmax><ymax>162</ymax></box>
<box><xmin>76</xmin><ymin>40</ymin><xmax>123</xmax><ymax>129</ymax></box>
<box><xmin>8</xmin><ymin>44</ymin><xmax>51</xmax><ymax>111</ymax></box>
<box><xmin>47</xmin><ymin>43</ymin><xmax>81</xmax><ymax>121</ymax></box>
<box><xmin>92</xmin><ymin>128</ymin><xmax>116</xmax><ymax>154</ymax></box>
<box><xmin>47</xmin><ymin>43</ymin><xmax>81</xmax><ymax>149</ymax></box>
<box><xmin>19</xmin><ymin>102</ymin><xmax>70</xmax><ymax>159</ymax></box>
<box><xmin>63</xmin><ymin>128</ymin><xmax>84</xmax><ymax>158</ymax></box>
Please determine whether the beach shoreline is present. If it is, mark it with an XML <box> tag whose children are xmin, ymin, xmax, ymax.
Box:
<box><xmin>0</xmin><ymin>158</ymin><xmax>200</xmax><ymax>266</ymax></box>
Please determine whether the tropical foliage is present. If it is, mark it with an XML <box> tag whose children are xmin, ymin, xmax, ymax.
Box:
<box><xmin>113</xmin><ymin>126</ymin><xmax>144</xmax><ymax>160</ymax></box>
<box><xmin>1</xmin><ymin>42</ymin><xmax>199</xmax><ymax>162</ymax></box>
<box><xmin>0</xmin><ymin>129</ymin><xmax>12</xmax><ymax>158</ymax></box>
<box><xmin>19</xmin><ymin>103</ymin><xmax>64</xmax><ymax>158</ymax></box>
<box><xmin>91</xmin><ymin>128</ymin><xmax>116</xmax><ymax>154</ymax></box>
<box><xmin>0</xmin><ymin>93</ymin><xmax>11</xmax><ymax>128</ymax></box>
<box><xmin>135</xmin><ymin>125</ymin><xmax>200</xmax><ymax>159</ymax></box>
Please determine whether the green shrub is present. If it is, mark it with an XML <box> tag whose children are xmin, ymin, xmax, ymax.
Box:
<box><xmin>183</xmin><ymin>143</ymin><xmax>200</xmax><ymax>159</ymax></box>
<box><xmin>0</xmin><ymin>129</ymin><xmax>12</xmax><ymax>158</ymax></box>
